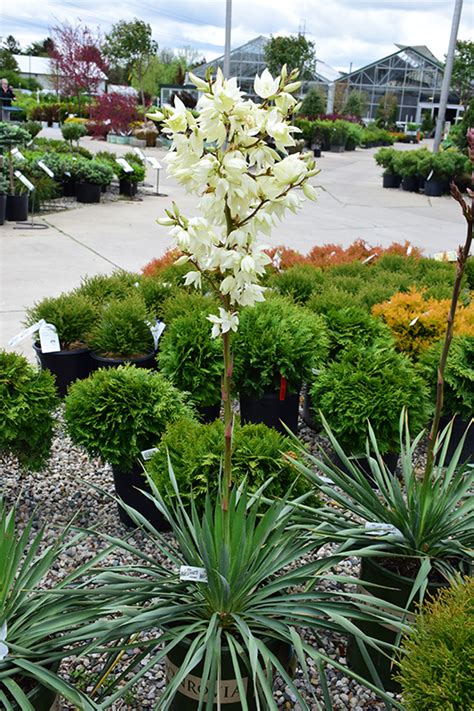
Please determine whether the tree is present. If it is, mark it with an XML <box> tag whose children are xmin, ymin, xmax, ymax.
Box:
<box><xmin>342</xmin><ymin>90</ymin><xmax>367</xmax><ymax>118</ymax></box>
<box><xmin>25</xmin><ymin>37</ymin><xmax>54</xmax><ymax>57</ymax></box>
<box><xmin>299</xmin><ymin>88</ymin><xmax>325</xmax><ymax>117</ymax></box>
<box><xmin>104</xmin><ymin>19</ymin><xmax>158</xmax><ymax>106</ymax></box>
<box><xmin>0</xmin><ymin>50</ymin><xmax>19</xmax><ymax>72</ymax></box>
<box><xmin>264</xmin><ymin>35</ymin><xmax>316</xmax><ymax>81</ymax></box>
<box><xmin>132</xmin><ymin>54</ymin><xmax>186</xmax><ymax>99</ymax></box>
<box><xmin>3</xmin><ymin>36</ymin><xmax>21</xmax><ymax>54</ymax></box>
<box><xmin>376</xmin><ymin>93</ymin><xmax>398</xmax><ymax>128</ymax></box>
<box><xmin>49</xmin><ymin>22</ymin><xmax>108</xmax><ymax>108</ymax></box>
<box><xmin>451</xmin><ymin>40</ymin><xmax>474</xmax><ymax>107</ymax></box>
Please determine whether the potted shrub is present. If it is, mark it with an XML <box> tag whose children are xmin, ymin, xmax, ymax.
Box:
<box><xmin>88</xmin><ymin>294</ymin><xmax>156</xmax><ymax>369</ymax></box>
<box><xmin>269</xmin><ymin>263</ymin><xmax>325</xmax><ymax>304</ymax></box>
<box><xmin>25</xmin><ymin>292</ymin><xmax>97</xmax><ymax>396</ymax></box>
<box><xmin>393</xmin><ymin>149</ymin><xmax>426</xmax><ymax>192</ymax></box>
<box><xmin>41</xmin><ymin>152</ymin><xmax>77</xmax><ymax>197</ymax></box>
<box><xmin>0</xmin><ymin>350</ymin><xmax>58</xmax><ymax>470</ymax></box>
<box><xmin>233</xmin><ymin>297</ymin><xmax>329</xmax><ymax>434</ymax></box>
<box><xmin>309</xmin><ymin>344</ymin><xmax>430</xmax><ymax>477</ymax></box>
<box><xmin>157</xmin><ymin>310</ymin><xmax>223</xmax><ymax>422</ymax></box>
<box><xmin>73</xmin><ymin>158</ymin><xmax>114</xmax><ymax>203</ymax></box>
<box><xmin>0</xmin><ymin>123</ymin><xmax>31</xmax><ymax>221</ymax></box>
<box><xmin>115</xmin><ymin>157</ymin><xmax>146</xmax><ymax>197</ymax></box>
<box><xmin>75</xmin><ymin>270</ymin><xmax>141</xmax><ymax>305</ymax></box>
<box><xmin>0</xmin><ymin>173</ymin><xmax>7</xmax><ymax>225</ymax></box>
<box><xmin>374</xmin><ymin>146</ymin><xmax>402</xmax><ymax>188</ymax></box>
<box><xmin>60</xmin><ymin>121</ymin><xmax>87</xmax><ymax>145</ymax></box>
<box><xmin>64</xmin><ymin>364</ymin><xmax>195</xmax><ymax>527</ymax></box>
<box><xmin>329</xmin><ymin>119</ymin><xmax>349</xmax><ymax>152</ymax></box>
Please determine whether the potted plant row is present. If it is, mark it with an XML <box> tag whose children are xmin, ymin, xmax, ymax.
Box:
<box><xmin>0</xmin><ymin>122</ymin><xmax>32</xmax><ymax>221</ymax></box>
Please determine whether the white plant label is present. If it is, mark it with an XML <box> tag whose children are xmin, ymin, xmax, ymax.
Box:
<box><xmin>133</xmin><ymin>147</ymin><xmax>145</xmax><ymax>160</ymax></box>
<box><xmin>8</xmin><ymin>319</ymin><xmax>46</xmax><ymax>347</ymax></box>
<box><xmin>362</xmin><ymin>253</ymin><xmax>377</xmax><ymax>264</ymax></box>
<box><xmin>37</xmin><ymin>160</ymin><xmax>54</xmax><ymax>178</ymax></box>
<box><xmin>365</xmin><ymin>522</ymin><xmax>402</xmax><ymax>537</ymax></box>
<box><xmin>409</xmin><ymin>316</ymin><xmax>419</xmax><ymax>327</ymax></box>
<box><xmin>319</xmin><ymin>476</ymin><xmax>334</xmax><ymax>485</ymax></box>
<box><xmin>148</xmin><ymin>320</ymin><xmax>166</xmax><ymax>349</ymax></box>
<box><xmin>146</xmin><ymin>156</ymin><xmax>162</xmax><ymax>170</ymax></box>
<box><xmin>39</xmin><ymin>322</ymin><xmax>61</xmax><ymax>353</ymax></box>
<box><xmin>406</xmin><ymin>244</ymin><xmax>413</xmax><ymax>256</ymax></box>
<box><xmin>0</xmin><ymin>621</ymin><xmax>8</xmax><ymax>661</ymax></box>
<box><xmin>65</xmin><ymin>170</ymin><xmax>71</xmax><ymax>177</ymax></box>
<box><xmin>179</xmin><ymin>566</ymin><xmax>208</xmax><ymax>583</ymax></box>
<box><xmin>11</xmin><ymin>147</ymin><xmax>25</xmax><ymax>161</ymax></box>
<box><xmin>116</xmin><ymin>157</ymin><xmax>134</xmax><ymax>173</ymax></box>
<box><xmin>311</xmin><ymin>368</ymin><xmax>321</xmax><ymax>376</ymax></box>
<box><xmin>426</xmin><ymin>170</ymin><xmax>434</xmax><ymax>182</ymax></box>
<box><xmin>141</xmin><ymin>447</ymin><xmax>158</xmax><ymax>461</ymax></box>
<box><xmin>14</xmin><ymin>170</ymin><xmax>35</xmax><ymax>192</ymax></box>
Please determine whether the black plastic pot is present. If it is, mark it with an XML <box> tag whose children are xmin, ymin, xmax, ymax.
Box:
<box><xmin>331</xmin><ymin>450</ymin><xmax>399</xmax><ymax>487</ymax></box>
<box><xmin>6</xmin><ymin>194</ymin><xmax>29</xmax><ymax>221</ymax></box>
<box><xmin>401</xmin><ymin>175</ymin><xmax>419</xmax><ymax>192</ymax></box>
<box><xmin>424</xmin><ymin>178</ymin><xmax>448</xmax><ymax>197</ymax></box>
<box><xmin>382</xmin><ymin>173</ymin><xmax>402</xmax><ymax>188</ymax></box>
<box><xmin>61</xmin><ymin>179</ymin><xmax>76</xmax><ymax>197</ymax></box>
<box><xmin>347</xmin><ymin>557</ymin><xmax>446</xmax><ymax>692</ymax></box>
<box><xmin>436</xmin><ymin>415</ymin><xmax>473</xmax><ymax>466</ymax></box>
<box><xmin>240</xmin><ymin>389</ymin><xmax>300</xmax><ymax>435</ymax></box>
<box><xmin>119</xmin><ymin>179</ymin><xmax>138</xmax><ymax>197</ymax></box>
<box><xmin>112</xmin><ymin>463</ymin><xmax>170</xmax><ymax>530</ymax></box>
<box><xmin>91</xmin><ymin>350</ymin><xmax>156</xmax><ymax>371</ymax></box>
<box><xmin>166</xmin><ymin>636</ymin><xmax>293</xmax><ymax>710</ymax></box>
<box><xmin>301</xmin><ymin>388</ymin><xmax>320</xmax><ymax>431</ymax></box>
<box><xmin>0</xmin><ymin>194</ymin><xmax>6</xmax><ymax>224</ymax></box>
<box><xmin>313</xmin><ymin>146</ymin><xmax>321</xmax><ymax>157</ymax></box>
<box><xmin>33</xmin><ymin>343</ymin><xmax>92</xmax><ymax>398</ymax></box>
<box><xmin>196</xmin><ymin>403</ymin><xmax>221</xmax><ymax>423</ymax></box>
<box><xmin>76</xmin><ymin>182</ymin><xmax>101</xmax><ymax>203</ymax></box>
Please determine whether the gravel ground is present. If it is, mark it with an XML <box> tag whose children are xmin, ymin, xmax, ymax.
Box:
<box><xmin>0</xmin><ymin>404</ymin><xmax>404</xmax><ymax>711</ymax></box>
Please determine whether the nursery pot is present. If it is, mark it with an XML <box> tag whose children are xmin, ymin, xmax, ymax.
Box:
<box><xmin>240</xmin><ymin>388</ymin><xmax>300</xmax><ymax>435</ymax></box>
<box><xmin>112</xmin><ymin>462</ymin><xmax>170</xmax><ymax>531</ymax></box>
<box><xmin>90</xmin><ymin>350</ymin><xmax>156</xmax><ymax>371</ymax></box>
<box><xmin>6</xmin><ymin>194</ymin><xmax>29</xmax><ymax>221</ymax></box>
<box><xmin>76</xmin><ymin>182</ymin><xmax>102</xmax><ymax>204</ymax></box>
<box><xmin>166</xmin><ymin>636</ymin><xmax>293</xmax><ymax>710</ymax></box>
<box><xmin>16</xmin><ymin>662</ymin><xmax>60</xmax><ymax>711</ymax></box>
<box><xmin>401</xmin><ymin>175</ymin><xmax>419</xmax><ymax>192</ymax></box>
<box><xmin>0</xmin><ymin>194</ymin><xmax>6</xmax><ymax>224</ymax></box>
<box><xmin>196</xmin><ymin>402</ymin><xmax>221</xmax><ymax>423</ymax></box>
<box><xmin>313</xmin><ymin>146</ymin><xmax>322</xmax><ymax>157</ymax></box>
<box><xmin>33</xmin><ymin>343</ymin><xmax>92</xmax><ymax>398</ymax></box>
<box><xmin>119</xmin><ymin>179</ymin><xmax>138</xmax><ymax>197</ymax></box>
<box><xmin>382</xmin><ymin>173</ymin><xmax>402</xmax><ymax>189</ymax></box>
<box><xmin>347</xmin><ymin>557</ymin><xmax>447</xmax><ymax>692</ymax></box>
<box><xmin>302</xmin><ymin>387</ymin><xmax>320</xmax><ymax>432</ymax></box>
<box><xmin>61</xmin><ymin>179</ymin><xmax>76</xmax><ymax>197</ymax></box>
<box><xmin>423</xmin><ymin>178</ymin><xmax>448</xmax><ymax>197</ymax></box>
<box><xmin>436</xmin><ymin>415</ymin><xmax>473</xmax><ymax>467</ymax></box>
<box><xmin>331</xmin><ymin>450</ymin><xmax>399</xmax><ymax>487</ymax></box>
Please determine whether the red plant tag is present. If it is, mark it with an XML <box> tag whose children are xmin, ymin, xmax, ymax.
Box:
<box><xmin>279</xmin><ymin>376</ymin><xmax>287</xmax><ymax>401</ymax></box>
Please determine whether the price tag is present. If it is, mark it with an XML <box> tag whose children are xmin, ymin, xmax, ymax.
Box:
<box><xmin>365</xmin><ymin>522</ymin><xmax>402</xmax><ymax>537</ymax></box>
<box><xmin>362</xmin><ymin>253</ymin><xmax>377</xmax><ymax>264</ymax></box>
<box><xmin>14</xmin><ymin>171</ymin><xmax>35</xmax><ymax>192</ymax></box>
<box><xmin>426</xmin><ymin>170</ymin><xmax>434</xmax><ymax>182</ymax></box>
<box><xmin>409</xmin><ymin>316</ymin><xmax>419</xmax><ymax>326</ymax></box>
<box><xmin>148</xmin><ymin>320</ymin><xmax>166</xmax><ymax>349</ymax></box>
<box><xmin>141</xmin><ymin>447</ymin><xmax>159</xmax><ymax>461</ymax></box>
<box><xmin>39</xmin><ymin>322</ymin><xmax>61</xmax><ymax>353</ymax></box>
<box><xmin>133</xmin><ymin>147</ymin><xmax>145</xmax><ymax>160</ymax></box>
<box><xmin>146</xmin><ymin>156</ymin><xmax>162</xmax><ymax>170</ymax></box>
<box><xmin>8</xmin><ymin>319</ymin><xmax>46</xmax><ymax>347</ymax></box>
<box><xmin>116</xmin><ymin>157</ymin><xmax>134</xmax><ymax>173</ymax></box>
<box><xmin>406</xmin><ymin>244</ymin><xmax>413</xmax><ymax>256</ymax></box>
<box><xmin>37</xmin><ymin>160</ymin><xmax>54</xmax><ymax>178</ymax></box>
<box><xmin>11</xmin><ymin>147</ymin><xmax>25</xmax><ymax>161</ymax></box>
<box><xmin>179</xmin><ymin>566</ymin><xmax>208</xmax><ymax>583</ymax></box>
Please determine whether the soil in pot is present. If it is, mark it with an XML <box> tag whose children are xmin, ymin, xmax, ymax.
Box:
<box><xmin>240</xmin><ymin>389</ymin><xmax>300</xmax><ymax>435</ymax></box>
<box><xmin>6</xmin><ymin>194</ymin><xmax>29</xmax><ymax>221</ymax></box>
<box><xmin>0</xmin><ymin>194</ymin><xmax>6</xmax><ymax>224</ymax></box>
<box><xmin>382</xmin><ymin>173</ymin><xmax>402</xmax><ymax>189</ymax></box>
<box><xmin>112</xmin><ymin>462</ymin><xmax>170</xmax><ymax>531</ymax></box>
<box><xmin>119</xmin><ymin>179</ymin><xmax>138</xmax><ymax>197</ymax></box>
<box><xmin>331</xmin><ymin>450</ymin><xmax>399</xmax><ymax>487</ymax></box>
<box><xmin>436</xmin><ymin>414</ymin><xmax>473</xmax><ymax>467</ymax></box>
<box><xmin>76</xmin><ymin>182</ymin><xmax>101</xmax><ymax>204</ymax></box>
<box><xmin>33</xmin><ymin>343</ymin><xmax>92</xmax><ymax>398</ymax></box>
<box><xmin>90</xmin><ymin>350</ymin><xmax>156</xmax><ymax>371</ymax></box>
<box><xmin>196</xmin><ymin>402</ymin><xmax>221</xmax><ymax>423</ymax></box>
<box><xmin>401</xmin><ymin>175</ymin><xmax>419</xmax><ymax>192</ymax></box>
<box><xmin>424</xmin><ymin>178</ymin><xmax>448</xmax><ymax>197</ymax></box>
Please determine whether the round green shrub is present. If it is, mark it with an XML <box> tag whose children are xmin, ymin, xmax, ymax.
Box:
<box><xmin>61</xmin><ymin>122</ymin><xmax>87</xmax><ymax>143</ymax></box>
<box><xmin>396</xmin><ymin>577</ymin><xmax>474</xmax><ymax>711</ymax></box>
<box><xmin>0</xmin><ymin>350</ymin><xmax>58</xmax><ymax>470</ymax></box>
<box><xmin>233</xmin><ymin>297</ymin><xmax>329</xmax><ymax>398</ymax></box>
<box><xmin>147</xmin><ymin>417</ymin><xmax>306</xmax><ymax>512</ymax></box>
<box><xmin>310</xmin><ymin>344</ymin><xmax>431</xmax><ymax>454</ymax></box>
<box><xmin>64</xmin><ymin>365</ymin><xmax>195</xmax><ymax>470</ymax></box>
<box><xmin>157</xmin><ymin>310</ymin><xmax>223</xmax><ymax>407</ymax></box>
<box><xmin>138</xmin><ymin>276</ymin><xmax>174</xmax><ymax>319</ymax></box>
<box><xmin>73</xmin><ymin>158</ymin><xmax>114</xmax><ymax>186</ymax></box>
<box><xmin>115</xmin><ymin>158</ymin><xmax>146</xmax><ymax>183</ymax></box>
<box><xmin>160</xmin><ymin>291</ymin><xmax>219</xmax><ymax>324</ymax></box>
<box><xmin>323</xmin><ymin>306</ymin><xmax>394</xmax><ymax>360</ymax></box>
<box><xmin>307</xmin><ymin>286</ymin><xmax>359</xmax><ymax>314</ymax></box>
<box><xmin>76</xmin><ymin>271</ymin><xmax>142</xmax><ymax>306</ymax></box>
<box><xmin>270</xmin><ymin>264</ymin><xmax>325</xmax><ymax>304</ymax></box>
<box><xmin>26</xmin><ymin>292</ymin><xmax>98</xmax><ymax>350</ymax></box>
<box><xmin>88</xmin><ymin>295</ymin><xmax>155</xmax><ymax>358</ymax></box>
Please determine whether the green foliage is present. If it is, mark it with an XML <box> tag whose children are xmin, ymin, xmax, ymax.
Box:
<box><xmin>451</xmin><ymin>39</ymin><xmax>474</xmax><ymax>107</ymax></box>
<box><xmin>115</xmin><ymin>157</ymin><xmax>146</xmax><ymax>183</ymax></box>
<box><xmin>161</xmin><ymin>290</ymin><xmax>218</xmax><ymax>323</ymax></box>
<box><xmin>64</xmin><ymin>364</ymin><xmax>195</xmax><ymax>470</ymax></box>
<box><xmin>88</xmin><ymin>295</ymin><xmax>155</xmax><ymax>358</ymax></box>
<box><xmin>157</xmin><ymin>310</ymin><xmax>223</xmax><ymax>407</ymax></box>
<box><xmin>137</xmin><ymin>275</ymin><xmax>173</xmax><ymax>318</ymax></box>
<box><xmin>104</xmin><ymin>19</ymin><xmax>158</xmax><ymax>103</ymax></box>
<box><xmin>148</xmin><ymin>418</ymin><xmax>306</xmax><ymax>512</ymax></box>
<box><xmin>310</xmin><ymin>345</ymin><xmax>430</xmax><ymax>453</ymax></box>
<box><xmin>299</xmin><ymin>88</ymin><xmax>325</xmax><ymax>118</ymax></box>
<box><xmin>329</xmin><ymin>119</ymin><xmax>350</xmax><ymax>146</ymax></box>
<box><xmin>323</xmin><ymin>306</ymin><xmax>394</xmax><ymax>361</ymax></box>
<box><xmin>307</xmin><ymin>286</ymin><xmax>357</xmax><ymax>314</ymax></box>
<box><xmin>23</xmin><ymin>120</ymin><xmax>42</xmax><ymax>139</ymax></box>
<box><xmin>417</xmin><ymin>149</ymin><xmax>471</xmax><ymax>181</ymax></box>
<box><xmin>264</xmin><ymin>34</ymin><xmax>316</xmax><ymax>80</ymax></box>
<box><xmin>61</xmin><ymin>122</ymin><xmax>87</xmax><ymax>144</ymax></box>
<box><xmin>375</xmin><ymin>93</ymin><xmax>398</xmax><ymax>128</ymax></box>
<box><xmin>233</xmin><ymin>297</ymin><xmax>329</xmax><ymax>397</ymax></box>
<box><xmin>396</xmin><ymin>578</ymin><xmax>474</xmax><ymax>711</ymax></box>
<box><xmin>0</xmin><ymin>174</ymin><xmax>8</xmax><ymax>194</ymax></box>
<box><xmin>270</xmin><ymin>264</ymin><xmax>325</xmax><ymax>304</ymax></box>
<box><xmin>420</xmin><ymin>335</ymin><xmax>474</xmax><ymax>421</ymax></box>
<box><xmin>76</xmin><ymin>270</ymin><xmax>141</xmax><ymax>305</ymax></box>
<box><xmin>374</xmin><ymin>146</ymin><xmax>398</xmax><ymax>174</ymax></box>
<box><xmin>73</xmin><ymin>157</ymin><xmax>114</xmax><ymax>186</ymax></box>
<box><xmin>26</xmin><ymin>292</ymin><xmax>98</xmax><ymax>350</ymax></box>
<box><xmin>342</xmin><ymin>91</ymin><xmax>367</xmax><ymax>118</ymax></box>
<box><xmin>0</xmin><ymin>122</ymin><xmax>31</xmax><ymax>146</ymax></box>
<box><xmin>0</xmin><ymin>350</ymin><xmax>58</xmax><ymax>470</ymax></box>
<box><xmin>32</xmin><ymin>137</ymin><xmax>93</xmax><ymax>159</ymax></box>
<box><xmin>392</xmin><ymin>148</ymin><xmax>431</xmax><ymax>177</ymax></box>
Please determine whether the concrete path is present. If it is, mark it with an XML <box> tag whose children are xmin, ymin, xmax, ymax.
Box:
<box><xmin>0</xmin><ymin>132</ymin><xmax>467</xmax><ymax>357</ymax></box>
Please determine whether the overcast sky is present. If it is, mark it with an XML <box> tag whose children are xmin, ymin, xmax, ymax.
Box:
<box><xmin>2</xmin><ymin>0</ymin><xmax>473</xmax><ymax>72</ymax></box>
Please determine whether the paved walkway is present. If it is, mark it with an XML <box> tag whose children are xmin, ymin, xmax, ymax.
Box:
<box><xmin>0</xmin><ymin>132</ymin><xmax>467</xmax><ymax>357</ymax></box>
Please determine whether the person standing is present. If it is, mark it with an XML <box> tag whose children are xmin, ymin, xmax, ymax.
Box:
<box><xmin>0</xmin><ymin>78</ymin><xmax>16</xmax><ymax>120</ymax></box>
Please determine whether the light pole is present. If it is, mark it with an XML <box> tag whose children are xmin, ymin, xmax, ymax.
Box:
<box><xmin>223</xmin><ymin>0</ymin><xmax>232</xmax><ymax>78</ymax></box>
<box><xmin>433</xmin><ymin>0</ymin><xmax>463</xmax><ymax>153</ymax></box>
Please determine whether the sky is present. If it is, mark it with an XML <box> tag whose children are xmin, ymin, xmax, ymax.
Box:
<box><xmin>1</xmin><ymin>0</ymin><xmax>473</xmax><ymax>72</ymax></box>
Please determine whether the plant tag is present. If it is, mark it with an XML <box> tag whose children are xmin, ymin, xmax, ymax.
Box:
<box><xmin>311</xmin><ymin>368</ymin><xmax>321</xmax><ymax>376</ymax></box>
<box><xmin>409</xmin><ymin>316</ymin><xmax>419</xmax><ymax>326</ymax></box>
<box><xmin>14</xmin><ymin>170</ymin><xmax>35</xmax><ymax>192</ymax></box>
<box><xmin>116</xmin><ymin>157</ymin><xmax>134</xmax><ymax>173</ymax></box>
<box><xmin>37</xmin><ymin>160</ymin><xmax>54</xmax><ymax>178</ymax></box>
<box><xmin>179</xmin><ymin>566</ymin><xmax>208</xmax><ymax>583</ymax></box>
<box><xmin>148</xmin><ymin>320</ymin><xmax>166</xmax><ymax>349</ymax></box>
<box><xmin>11</xmin><ymin>147</ymin><xmax>25</xmax><ymax>161</ymax></box>
<box><xmin>362</xmin><ymin>253</ymin><xmax>377</xmax><ymax>264</ymax></box>
<box><xmin>141</xmin><ymin>447</ymin><xmax>158</xmax><ymax>461</ymax></box>
<box><xmin>406</xmin><ymin>244</ymin><xmax>413</xmax><ymax>256</ymax></box>
<box><xmin>8</xmin><ymin>319</ymin><xmax>46</xmax><ymax>347</ymax></box>
<box><xmin>426</xmin><ymin>169</ymin><xmax>434</xmax><ymax>182</ymax></box>
<box><xmin>133</xmin><ymin>147</ymin><xmax>145</xmax><ymax>159</ymax></box>
<box><xmin>365</xmin><ymin>522</ymin><xmax>402</xmax><ymax>537</ymax></box>
<box><xmin>433</xmin><ymin>250</ymin><xmax>457</xmax><ymax>262</ymax></box>
<box><xmin>0</xmin><ymin>621</ymin><xmax>8</xmax><ymax>661</ymax></box>
<box><xmin>319</xmin><ymin>476</ymin><xmax>333</xmax><ymax>485</ymax></box>
<box><xmin>39</xmin><ymin>322</ymin><xmax>61</xmax><ymax>353</ymax></box>
<box><xmin>146</xmin><ymin>156</ymin><xmax>162</xmax><ymax>170</ymax></box>
<box><xmin>65</xmin><ymin>170</ymin><xmax>71</xmax><ymax>177</ymax></box>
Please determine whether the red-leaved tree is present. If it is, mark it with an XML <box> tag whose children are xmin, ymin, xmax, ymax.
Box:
<box><xmin>88</xmin><ymin>92</ymin><xmax>139</xmax><ymax>136</ymax></box>
<box><xmin>49</xmin><ymin>22</ymin><xmax>108</xmax><ymax>108</ymax></box>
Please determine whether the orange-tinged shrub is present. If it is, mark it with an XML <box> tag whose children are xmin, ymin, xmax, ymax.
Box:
<box><xmin>263</xmin><ymin>246</ymin><xmax>308</xmax><ymax>270</ymax></box>
<box><xmin>142</xmin><ymin>249</ymin><xmax>183</xmax><ymax>278</ymax></box>
<box><xmin>372</xmin><ymin>287</ymin><xmax>474</xmax><ymax>358</ymax></box>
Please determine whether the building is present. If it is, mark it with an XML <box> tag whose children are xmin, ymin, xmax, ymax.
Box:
<box><xmin>335</xmin><ymin>44</ymin><xmax>463</xmax><ymax>124</ymax></box>
<box><xmin>12</xmin><ymin>54</ymin><xmax>107</xmax><ymax>93</ymax></box>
